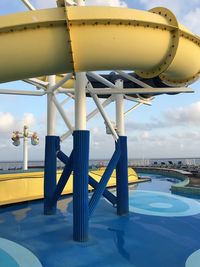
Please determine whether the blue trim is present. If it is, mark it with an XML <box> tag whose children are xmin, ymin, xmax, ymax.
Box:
<box><xmin>50</xmin><ymin>150</ymin><xmax>74</xmax><ymax>206</ymax></box>
<box><xmin>89</xmin><ymin>141</ymin><xmax>121</xmax><ymax>217</ymax></box>
<box><xmin>116</xmin><ymin>136</ymin><xmax>129</xmax><ymax>215</ymax></box>
<box><xmin>57</xmin><ymin>150</ymin><xmax>69</xmax><ymax>164</ymax></box>
<box><xmin>44</xmin><ymin>136</ymin><xmax>60</xmax><ymax>215</ymax></box>
<box><xmin>73</xmin><ymin>130</ymin><xmax>90</xmax><ymax>242</ymax></box>
<box><xmin>88</xmin><ymin>175</ymin><xmax>117</xmax><ymax>206</ymax></box>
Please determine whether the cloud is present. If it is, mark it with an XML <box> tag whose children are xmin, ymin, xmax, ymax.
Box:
<box><xmin>0</xmin><ymin>112</ymin><xmax>14</xmax><ymax>132</ymax></box>
<box><xmin>164</xmin><ymin>101</ymin><xmax>200</xmax><ymax>126</ymax></box>
<box><xmin>126</xmin><ymin>101</ymin><xmax>200</xmax><ymax>131</ymax></box>
<box><xmin>182</xmin><ymin>8</ymin><xmax>200</xmax><ymax>35</ymax></box>
<box><xmin>127</xmin><ymin>129</ymin><xmax>200</xmax><ymax>158</ymax></box>
<box><xmin>138</xmin><ymin>0</ymin><xmax>200</xmax><ymax>34</ymax></box>
<box><xmin>32</xmin><ymin>0</ymin><xmax>127</xmax><ymax>8</ymax></box>
<box><xmin>32</xmin><ymin>0</ymin><xmax>56</xmax><ymax>9</ymax></box>
<box><xmin>138</xmin><ymin>0</ymin><xmax>185</xmax><ymax>15</ymax></box>
<box><xmin>0</xmin><ymin>112</ymin><xmax>37</xmax><ymax>139</ymax></box>
<box><xmin>21</xmin><ymin>113</ymin><xmax>36</xmax><ymax>127</ymax></box>
<box><xmin>86</xmin><ymin>0</ymin><xmax>127</xmax><ymax>7</ymax></box>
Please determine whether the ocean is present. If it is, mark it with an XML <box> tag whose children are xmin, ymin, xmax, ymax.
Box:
<box><xmin>0</xmin><ymin>158</ymin><xmax>200</xmax><ymax>171</ymax></box>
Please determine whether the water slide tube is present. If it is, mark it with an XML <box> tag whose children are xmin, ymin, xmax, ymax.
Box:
<box><xmin>0</xmin><ymin>6</ymin><xmax>199</xmax><ymax>86</ymax></box>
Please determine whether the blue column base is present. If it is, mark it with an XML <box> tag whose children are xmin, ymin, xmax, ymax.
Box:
<box><xmin>44</xmin><ymin>136</ymin><xmax>60</xmax><ymax>215</ymax></box>
<box><xmin>73</xmin><ymin>130</ymin><xmax>90</xmax><ymax>242</ymax></box>
<box><xmin>116</xmin><ymin>136</ymin><xmax>129</xmax><ymax>215</ymax></box>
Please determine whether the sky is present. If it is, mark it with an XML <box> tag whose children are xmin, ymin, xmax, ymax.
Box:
<box><xmin>0</xmin><ymin>0</ymin><xmax>200</xmax><ymax>161</ymax></box>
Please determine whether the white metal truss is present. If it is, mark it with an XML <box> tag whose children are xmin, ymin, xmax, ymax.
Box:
<box><xmin>87</xmin><ymin>83</ymin><xmax>119</xmax><ymax>141</ymax></box>
<box><xmin>23</xmin><ymin>78</ymin><xmax>48</xmax><ymax>90</ymax></box>
<box><xmin>116</xmin><ymin>70</ymin><xmax>152</xmax><ymax>88</ymax></box>
<box><xmin>48</xmin><ymin>73</ymin><xmax>73</xmax><ymax>93</ymax></box>
<box><xmin>124</xmin><ymin>103</ymin><xmax>143</xmax><ymax>116</ymax></box>
<box><xmin>0</xmin><ymin>89</ymin><xmax>45</xmax><ymax>96</ymax></box>
<box><xmin>86</xmin><ymin>86</ymin><xmax>193</xmax><ymax>95</ymax></box>
<box><xmin>21</xmin><ymin>0</ymin><xmax>35</xmax><ymax>10</ymax></box>
<box><xmin>60</xmin><ymin>95</ymin><xmax>114</xmax><ymax>141</ymax></box>
<box><xmin>52</xmin><ymin>94</ymin><xmax>73</xmax><ymax>131</ymax></box>
<box><xmin>0</xmin><ymin>67</ymin><xmax>195</xmax><ymax>142</ymax></box>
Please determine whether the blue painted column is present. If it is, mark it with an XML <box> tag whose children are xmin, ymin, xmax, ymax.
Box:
<box><xmin>73</xmin><ymin>130</ymin><xmax>90</xmax><ymax>242</ymax></box>
<box><xmin>44</xmin><ymin>136</ymin><xmax>60</xmax><ymax>215</ymax></box>
<box><xmin>116</xmin><ymin>136</ymin><xmax>129</xmax><ymax>215</ymax></box>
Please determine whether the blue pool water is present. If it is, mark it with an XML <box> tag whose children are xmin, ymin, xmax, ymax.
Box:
<box><xmin>0</xmin><ymin>173</ymin><xmax>200</xmax><ymax>267</ymax></box>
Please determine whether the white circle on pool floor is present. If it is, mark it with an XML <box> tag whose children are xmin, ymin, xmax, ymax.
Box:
<box><xmin>0</xmin><ymin>238</ymin><xmax>42</xmax><ymax>267</ymax></box>
<box><xmin>129</xmin><ymin>190</ymin><xmax>200</xmax><ymax>217</ymax></box>
<box><xmin>185</xmin><ymin>249</ymin><xmax>200</xmax><ymax>267</ymax></box>
<box><xmin>149</xmin><ymin>202</ymin><xmax>173</xmax><ymax>209</ymax></box>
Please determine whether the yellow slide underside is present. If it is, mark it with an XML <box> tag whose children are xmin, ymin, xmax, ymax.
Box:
<box><xmin>0</xmin><ymin>6</ymin><xmax>199</xmax><ymax>86</ymax></box>
<box><xmin>0</xmin><ymin>168</ymin><xmax>138</xmax><ymax>205</ymax></box>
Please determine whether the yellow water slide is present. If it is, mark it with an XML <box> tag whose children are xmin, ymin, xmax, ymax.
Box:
<box><xmin>0</xmin><ymin>168</ymin><xmax>138</xmax><ymax>205</ymax></box>
<box><xmin>0</xmin><ymin>5</ymin><xmax>199</xmax><ymax>86</ymax></box>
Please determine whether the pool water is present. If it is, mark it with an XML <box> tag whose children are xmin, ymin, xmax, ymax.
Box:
<box><xmin>0</xmin><ymin>173</ymin><xmax>200</xmax><ymax>267</ymax></box>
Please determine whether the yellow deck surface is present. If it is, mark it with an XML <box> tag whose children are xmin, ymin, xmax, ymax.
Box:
<box><xmin>0</xmin><ymin>168</ymin><xmax>138</xmax><ymax>205</ymax></box>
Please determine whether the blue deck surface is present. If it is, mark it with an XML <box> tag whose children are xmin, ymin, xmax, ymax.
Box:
<box><xmin>0</xmin><ymin>174</ymin><xmax>200</xmax><ymax>267</ymax></box>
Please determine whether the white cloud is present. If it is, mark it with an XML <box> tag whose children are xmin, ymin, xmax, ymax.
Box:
<box><xmin>138</xmin><ymin>0</ymin><xmax>200</xmax><ymax>34</ymax></box>
<box><xmin>86</xmin><ymin>0</ymin><xmax>127</xmax><ymax>7</ymax></box>
<box><xmin>0</xmin><ymin>112</ymin><xmax>14</xmax><ymax>132</ymax></box>
<box><xmin>182</xmin><ymin>8</ymin><xmax>200</xmax><ymax>35</ymax></box>
<box><xmin>0</xmin><ymin>112</ymin><xmax>37</xmax><ymax>140</ymax></box>
<box><xmin>138</xmin><ymin>0</ymin><xmax>184</xmax><ymax>15</ymax></box>
<box><xmin>165</xmin><ymin>101</ymin><xmax>200</xmax><ymax>125</ymax></box>
<box><xmin>32</xmin><ymin>0</ymin><xmax>56</xmax><ymax>9</ymax></box>
<box><xmin>126</xmin><ymin>101</ymin><xmax>200</xmax><ymax>131</ymax></box>
<box><xmin>21</xmin><ymin>113</ymin><xmax>36</xmax><ymax>127</ymax></box>
<box><xmin>32</xmin><ymin>0</ymin><xmax>127</xmax><ymax>8</ymax></box>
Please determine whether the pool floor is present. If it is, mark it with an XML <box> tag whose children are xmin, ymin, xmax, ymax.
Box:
<box><xmin>0</xmin><ymin>174</ymin><xmax>200</xmax><ymax>267</ymax></box>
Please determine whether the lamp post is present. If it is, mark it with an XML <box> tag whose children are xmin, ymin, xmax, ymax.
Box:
<box><xmin>11</xmin><ymin>125</ymin><xmax>39</xmax><ymax>171</ymax></box>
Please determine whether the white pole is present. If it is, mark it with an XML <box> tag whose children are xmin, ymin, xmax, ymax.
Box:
<box><xmin>74</xmin><ymin>0</ymin><xmax>86</xmax><ymax>130</ymax></box>
<box><xmin>23</xmin><ymin>126</ymin><xmax>28</xmax><ymax>170</ymax></box>
<box><xmin>47</xmin><ymin>76</ymin><xmax>56</xmax><ymax>135</ymax></box>
<box><xmin>115</xmin><ymin>79</ymin><xmax>125</xmax><ymax>136</ymax></box>
<box><xmin>52</xmin><ymin>94</ymin><xmax>73</xmax><ymax>131</ymax></box>
<box><xmin>76</xmin><ymin>0</ymin><xmax>85</xmax><ymax>5</ymax></box>
<box><xmin>21</xmin><ymin>0</ymin><xmax>36</xmax><ymax>10</ymax></box>
<box><xmin>75</xmin><ymin>73</ymin><xmax>87</xmax><ymax>130</ymax></box>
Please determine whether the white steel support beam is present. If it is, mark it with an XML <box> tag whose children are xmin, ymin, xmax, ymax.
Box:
<box><xmin>75</xmin><ymin>73</ymin><xmax>87</xmax><ymax>130</ymax></box>
<box><xmin>60</xmin><ymin>96</ymin><xmax>72</xmax><ymax>106</ymax></box>
<box><xmin>48</xmin><ymin>73</ymin><xmax>73</xmax><ymax>93</ymax></box>
<box><xmin>86</xmin><ymin>96</ymin><xmax>113</xmax><ymax>121</ymax></box>
<box><xmin>91</xmin><ymin>93</ymin><xmax>118</xmax><ymax>141</ymax></box>
<box><xmin>124</xmin><ymin>95</ymin><xmax>151</xmax><ymax>105</ymax></box>
<box><xmin>47</xmin><ymin>76</ymin><xmax>57</xmax><ymax>135</ymax></box>
<box><xmin>88</xmin><ymin>87</ymin><xmax>194</xmax><ymax>95</ymax></box>
<box><xmin>23</xmin><ymin>78</ymin><xmax>48</xmax><ymax>90</ymax></box>
<box><xmin>124</xmin><ymin>103</ymin><xmax>143</xmax><ymax>116</ymax></box>
<box><xmin>21</xmin><ymin>0</ymin><xmax>36</xmax><ymax>10</ymax></box>
<box><xmin>87</xmin><ymin>71</ymin><xmax>116</xmax><ymax>89</ymax></box>
<box><xmin>87</xmin><ymin>83</ymin><xmax>118</xmax><ymax>141</ymax></box>
<box><xmin>74</xmin><ymin>0</ymin><xmax>87</xmax><ymax>131</ymax></box>
<box><xmin>60</xmin><ymin>96</ymin><xmax>113</xmax><ymax>141</ymax></box>
<box><xmin>52</xmin><ymin>94</ymin><xmax>73</xmax><ymax>132</ymax></box>
<box><xmin>116</xmin><ymin>70</ymin><xmax>152</xmax><ymax>88</ymax></box>
<box><xmin>0</xmin><ymin>89</ymin><xmax>45</xmax><ymax>96</ymax></box>
<box><xmin>115</xmin><ymin>79</ymin><xmax>125</xmax><ymax>136</ymax></box>
<box><xmin>23</xmin><ymin>126</ymin><xmax>29</xmax><ymax>171</ymax></box>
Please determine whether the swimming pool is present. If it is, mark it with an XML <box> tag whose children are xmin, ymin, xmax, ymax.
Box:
<box><xmin>0</xmin><ymin>173</ymin><xmax>200</xmax><ymax>267</ymax></box>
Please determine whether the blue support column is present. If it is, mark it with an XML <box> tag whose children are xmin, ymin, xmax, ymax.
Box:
<box><xmin>89</xmin><ymin>141</ymin><xmax>121</xmax><ymax>217</ymax></box>
<box><xmin>73</xmin><ymin>130</ymin><xmax>90</xmax><ymax>242</ymax></box>
<box><xmin>44</xmin><ymin>136</ymin><xmax>60</xmax><ymax>215</ymax></box>
<box><xmin>88</xmin><ymin>176</ymin><xmax>117</xmax><ymax>206</ymax></box>
<box><xmin>116</xmin><ymin>136</ymin><xmax>129</xmax><ymax>215</ymax></box>
<box><xmin>50</xmin><ymin>151</ymin><xmax>73</xmax><ymax>206</ymax></box>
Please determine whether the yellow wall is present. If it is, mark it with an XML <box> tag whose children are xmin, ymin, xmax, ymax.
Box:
<box><xmin>0</xmin><ymin>168</ymin><xmax>138</xmax><ymax>205</ymax></box>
